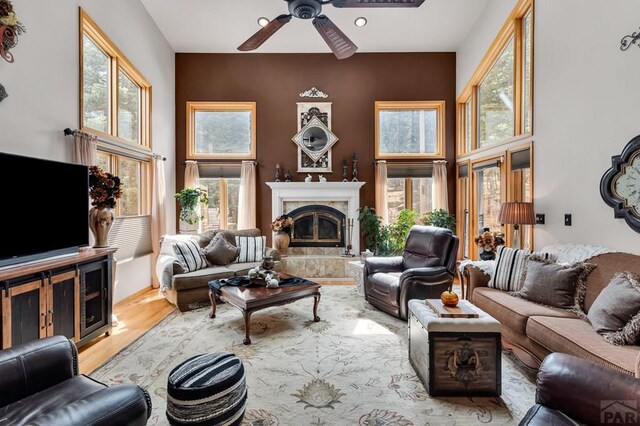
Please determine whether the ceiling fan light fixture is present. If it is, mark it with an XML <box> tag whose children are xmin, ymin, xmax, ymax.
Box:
<box><xmin>257</xmin><ymin>17</ymin><xmax>270</xmax><ymax>27</ymax></box>
<box><xmin>354</xmin><ymin>17</ymin><xmax>367</xmax><ymax>27</ymax></box>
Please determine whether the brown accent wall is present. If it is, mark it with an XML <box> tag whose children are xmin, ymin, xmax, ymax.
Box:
<box><xmin>175</xmin><ymin>53</ymin><xmax>457</xmax><ymax>245</ymax></box>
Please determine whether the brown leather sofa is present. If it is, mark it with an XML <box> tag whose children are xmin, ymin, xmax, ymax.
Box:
<box><xmin>364</xmin><ymin>225</ymin><xmax>459</xmax><ymax>320</ymax></box>
<box><xmin>157</xmin><ymin>228</ymin><xmax>281</xmax><ymax>311</ymax></box>
<box><xmin>520</xmin><ymin>352</ymin><xmax>640</xmax><ymax>426</ymax></box>
<box><xmin>0</xmin><ymin>335</ymin><xmax>151</xmax><ymax>425</ymax></box>
<box><xmin>464</xmin><ymin>252</ymin><xmax>640</xmax><ymax>377</ymax></box>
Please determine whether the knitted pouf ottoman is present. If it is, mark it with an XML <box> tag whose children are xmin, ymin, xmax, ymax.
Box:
<box><xmin>167</xmin><ymin>352</ymin><xmax>247</xmax><ymax>426</ymax></box>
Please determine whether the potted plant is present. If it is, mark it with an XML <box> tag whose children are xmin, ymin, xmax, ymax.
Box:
<box><xmin>474</xmin><ymin>229</ymin><xmax>505</xmax><ymax>260</ymax></box>
<box><xmin>422</xmin><ymin>209</ymin><xmax>456</xmax><ymax>233</ymax></box>
<box><xmin>175</xmin><ymin>187</ymin><xmax>209</xmax><ymax>226</ymax></box>
<box><xmin>357</xmin><ymin>206</ymin><xmax>391</xmax><ymax>256</ymax></box>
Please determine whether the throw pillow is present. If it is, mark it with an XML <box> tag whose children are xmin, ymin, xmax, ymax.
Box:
<box><xmin>197</xmin><ymin>229</ymin><xmax>236</xmax><ymax>248</ymax></box>
<box><xmin>488</xmin><ymin>246</ymin><xmax>531</xmax><ymax>291</ymax></box>
<box><xmin>512</xmin><ymin>257</ymin><xmax>596</xmax><ymax>311</ymax></box>
<box><xmin>587</xmin><ymin>272</ymin><xmax>640</xmax><ymax>345</ymax></box>
<box><xmin>235</xmin><ymin>235</ymin><xmax>266</xmax><ymax>263</ymax></box>
<box><xmin>202</xmin><ymin>233</ymin><xmax>240</xmax><ymax>266</ymax></box>
<box><xmin>172</xmin><ymin>240</ymin><xmax>207</xmax><ymax>272</ymax></box>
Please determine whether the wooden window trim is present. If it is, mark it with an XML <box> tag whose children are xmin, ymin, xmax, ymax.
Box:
<box><xmin>186</xmin><ymin>101</ymin><xmax>257</xmax><ymax>160</ymax></box>
<box><xmin>456</xmin><ymin>160</ymin><xmax>471</xmax><ymax>259</ymax></box>
<box><xmin>505</xmin><ymin>141</ymin><xmax>534</xmax><ymax>248</ymax></box>
<box><xmin>375</xmin><ymin>101</ymin><xmax>446</xmax><ymax>160</ymax></box>
<box><xmin>456</xmin><ymin>0</ymin><xmax>533</xmax><ymax>159</ymax></box>
<box><xmin>80</xmin><ymin>8</ymin><xmax>152</xmax><ymax>150</ymax></box>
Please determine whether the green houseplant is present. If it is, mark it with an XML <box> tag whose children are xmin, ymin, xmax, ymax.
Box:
<box><xmin>357</xmin><ymin>206</ymin><xmax>390</xmax><ymax>256</ymax></box>
<box><xmin>175</xmin><ymin>187</ymin><xmax>209</xmax><ymax>225</ymax></box>
<box><xmin>422</xmin><ymin>209</ymin><xmax>456</xmax><ymax>233</ymax></box>
<box><xmin>386</xmin><ymin>209</ymin><xmax>420</xmax><ymax>255</ymax></box>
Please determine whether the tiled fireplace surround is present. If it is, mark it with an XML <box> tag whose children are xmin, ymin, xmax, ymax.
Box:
<box><xmin>266</xmin><ymin>182</ymin><xmax>365</xmax><ymax>279</ymax></box>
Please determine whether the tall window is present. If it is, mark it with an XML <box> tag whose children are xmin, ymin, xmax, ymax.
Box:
<box><xmin>81</xmin><ymin>9</ymin><xmax>152</xmax><ymax>260</ymax></box>
<box><xmin>457</xmin><ymin>0</ymin><xmax>533</xmax><ymax>155</ymax></box>
<box><xmin>478</xmin><ymin>38</ymin><xmax>515</xmax><ymax>148</ymax></box>
<box><xmin>187</xmin><ymin>102</ymin><xmax>256</xmax><ymax>160</ymax></box>
<box><xmin>375</xmin><ymin>101</ymin><xmax>445</xmax><ymax>160</ymax></box>
<box><xmin>81</xmin><ymin>10</ymin><xmax>150</xmax><ymax>147</ymax></box>
<box><xmin>472</xmin><ymin>158</ymin><xmax>503</xmax><ymax>258</ymax></box>
<box><xmin>456</xmin><ymin>163</ymin><xmax>470</xmax><ymax>259</ymax></box>
<box><xmin>385</xmin><ymin>165</ymin><xmax>434</xmax><ymax>222</ymax></box>
<box><xmin>508</xmin><ymin>146</ymin><xmax>533</xmax><ymax>249</ymax></box>
<box><xmin>200</xmin><ymin>178</ymin><xmax>241</xmax><ymax>231</ymax></box>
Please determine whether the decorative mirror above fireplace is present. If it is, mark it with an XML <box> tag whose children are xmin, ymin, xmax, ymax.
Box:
<box><xmin>294</xmin><ymin>102</ymin><xmax>337</xmax><ymax>173</ymax></box>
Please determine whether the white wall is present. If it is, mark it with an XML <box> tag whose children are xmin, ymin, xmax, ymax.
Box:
<box><xmin>457</xmin><ymin>0</ymin><xmax>640</xmax><ymax>255</ymax></box>
<box><xmin>0</xmin><ymin>0</ymin><xmax>177</xmax><ymax>302</ymax></box>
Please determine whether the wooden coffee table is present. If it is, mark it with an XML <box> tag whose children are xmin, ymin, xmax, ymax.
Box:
<box><xmin>208</xmin><ymin>273</ymin><xmax>321</xmax><ymax>345</ymax></box>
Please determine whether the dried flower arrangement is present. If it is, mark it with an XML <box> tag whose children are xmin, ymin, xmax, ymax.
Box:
<box><xmin>271</xmin><ymin>214</ymin><xmax>294</xmax><ymax>234</ymax></box>
<box><xmin>89</xmin><ymin>166</ymin><xmax>122</xmax><ymax>209</ymax></box>
<box><xmin>0</xmin><ymin>0</ymin><xmax>26</xmax><ymax>63</ymax></box>
<box><xmin>474</xmin><ymin>229</ymin><xmax>505</xmax><ymax>253</ymax></box>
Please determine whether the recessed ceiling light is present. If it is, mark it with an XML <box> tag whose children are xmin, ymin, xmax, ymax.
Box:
<box><xmin>354</xmin><ymin>17</ymin><xmax>367</xmax><ymax>27</ymax></box>
<box><xmin>257</xmin><ymin>17</ymin><xmax>270</xmax><ymax>27</ymax></box>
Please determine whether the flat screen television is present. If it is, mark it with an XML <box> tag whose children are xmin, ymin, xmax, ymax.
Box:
<box><xmin>0</xmin><ymin>152</ymin><xmax>89</xmax><ymax>268</ymax></box>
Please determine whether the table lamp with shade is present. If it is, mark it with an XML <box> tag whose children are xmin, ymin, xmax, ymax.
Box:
<box><xmin>499</xmin><ymin>202</ymin><xmax>535</xmax><ymax>249</ymax></box>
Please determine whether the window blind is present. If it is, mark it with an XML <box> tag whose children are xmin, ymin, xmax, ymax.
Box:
<box><xmin>458</xmin><ymin>164</ymin><xmax>469</xmax><ymax>178</ymax></box>
<box><xmin>107</xmin><ymin>216</ymin><xmax>152</xmax><ymax>260</ymax></box>
<box><xmin>198</xmin><ymin>163</ymin><xmax>242</xmax><ymax>178</ymax></box>
<box><xmin>472</xmin><ymin>159</ymin><xmax>501</xmax><ymax>173</ymax></box>
<box><xmin>387</xmin><ymin>164</ymin><xmax>433</xmax><ymax>178</ymax></box>
<box><xmin>510</xmin><ymin>148</ymin><xmax>531</xmax><ymax>171</ymax></box>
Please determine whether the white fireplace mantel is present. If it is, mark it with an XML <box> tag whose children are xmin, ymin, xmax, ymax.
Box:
<box><xmin>266</xmin><ymin>182</ymin><xmax>365</xmax><ymax>253</ymax></box>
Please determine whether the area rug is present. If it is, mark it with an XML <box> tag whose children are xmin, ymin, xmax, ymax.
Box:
<box><xmin>91</xmin><ymin>286</ymin><xmax>536</xmax><ymax>425</ymax></box>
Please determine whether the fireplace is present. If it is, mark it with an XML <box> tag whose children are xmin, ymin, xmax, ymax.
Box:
<box><xmin>288</xmin><ymin>205</ymin><xmax>345</xmax><ymax>247</ymax></box>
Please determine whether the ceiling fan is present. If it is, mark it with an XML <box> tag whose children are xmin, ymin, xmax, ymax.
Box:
<box><xmin>237</xmin><ymin>0</ymin><xmax>426</xmax><ymax>60</ymax></box>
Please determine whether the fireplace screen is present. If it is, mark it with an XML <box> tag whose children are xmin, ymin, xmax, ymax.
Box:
<box><xmin>288</xmin><ymin>205</ymin><xmax>345</xmax><ymax>247</ymax></box>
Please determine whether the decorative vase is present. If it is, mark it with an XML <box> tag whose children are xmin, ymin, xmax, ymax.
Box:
<box><xmin>273</xmin><ymin>231</ymin><xmax>290</xmax><ymax>257</ymax></box>
<box><xmin>89</xmin><ymin>206</ymin><xmax>115</xmax><ymax>248</ymax></box>
<box><xmin>479</xmin><ymin>249</ymin><xmax>496</xmax><ymax>261</ymax></box>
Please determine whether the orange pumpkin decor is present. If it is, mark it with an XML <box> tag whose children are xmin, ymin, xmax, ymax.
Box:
<box><xmin>440</xmin><ymin>288</ymin><xmax>459</xmax><ymax>307</ymax></box>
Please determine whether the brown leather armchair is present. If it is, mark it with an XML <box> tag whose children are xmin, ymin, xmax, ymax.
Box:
<box><xmin>364</xmin><ymin>225</ymin><xmax>459</xmax><ymax>320</ymax></box>
<box><xmin>0</xmin><ymin>335</ymin><xmax>151</xmax><ymax>425</ymax></box>
<box><xmin>520</xmin><ymin>352</ymin><xmax>640</xmax><ymax>426</ymax></box>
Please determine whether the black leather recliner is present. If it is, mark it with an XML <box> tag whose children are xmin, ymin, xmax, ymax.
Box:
<box><xmin>0</xmin><ymin>335</ymin><xmax>151</xmax><ymax>425</ymax></box>
<box><xmin>364</xmin><ymin>225</ymin><xmax>459</xmax><ymax>320</ymax></box>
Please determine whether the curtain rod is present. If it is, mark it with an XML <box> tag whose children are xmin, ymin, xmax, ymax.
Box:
<box><xmin>371</xmin><ymin>160</ymin><xmax>449</xmax><ymax>165</ymax></box>
<box><xmin>63</xmin><ymin>128</ymin><xmax>166</xmax><ymax>161</ymax></box>
<box><xmin>187</xmin><ymin>160</ymin><xmax>259</xmax><ymax>165</ymax></box>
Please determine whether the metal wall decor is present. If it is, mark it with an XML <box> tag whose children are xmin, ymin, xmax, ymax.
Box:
<box><xmin>294</xmin><ymin>102</ymin><xmax>337</xmax><ymax>173</ymax></box>
<box><xmin>620</xmin><ymin>28</ymin><xmax>640</xmax><ymax>51</ymax></box>
<box><xmin>0</xmin><ymin>83</ymin><xmax>7</xmax><ymax>102</ymax></box>
<box><xmin>299</xmin><ymin>87</ymin><xmax>329</xmax><ymax>98</ymax></box>
<box><xmin>0</xmin><ymin>0</ymin><xmax>26</xmax><ymax>63</ymax></box>
<box><xmin>600</xmin><ymin>134</ymin><xmax>640</xmax><ymax>233</ymax></box>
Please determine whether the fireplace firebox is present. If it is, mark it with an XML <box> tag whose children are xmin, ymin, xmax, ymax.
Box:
<box><xmin>287</xmin><ymin>205</ymin><xmax>345</xmax><ymax>247</ymax></box>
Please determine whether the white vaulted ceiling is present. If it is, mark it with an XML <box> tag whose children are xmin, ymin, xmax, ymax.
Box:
<box><xmin>140</xmin><ymin>0</ymin><xmax>489</xmax><ymax>54</ymax></box>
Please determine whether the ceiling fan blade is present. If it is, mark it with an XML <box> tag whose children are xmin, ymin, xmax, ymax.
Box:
<box><xmin>312</xmin><ymin>15</ymin><xmax>358</xmax><ymax>60</ymax></box>
<box><xmin>332</xmin><ymin>0</ymin><xmax>425</xmax><ymax>7</ymax></box>
<box><xmin>237</xmin><ymin>14</ymin><xmax>292</xmax><ymax>51</ymax></box>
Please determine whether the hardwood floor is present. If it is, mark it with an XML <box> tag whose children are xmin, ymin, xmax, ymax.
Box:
<box><xmin>78</xmin><ymin>287</ymin><xmax>175</xmax><ymax>375</ymax></box>
<box><xmin>77</xmin><ymin>280</ymin><xmax>356</xmax><ymax>375</ymax></box>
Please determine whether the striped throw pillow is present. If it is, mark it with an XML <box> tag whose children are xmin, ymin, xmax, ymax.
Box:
<box><xmin>172</xmin><ymin>240</ymin><xmax>207</xmax><ymax>272</ymax></box>
<box><xmin>234</xmin><ymin>236</ymin><xmax>265</xmax><ymax>263</ymax></box>
<box><xmin>489</xmin><ymin>246</ymin><xmax>531</xmax><ymax>291</ymax></box>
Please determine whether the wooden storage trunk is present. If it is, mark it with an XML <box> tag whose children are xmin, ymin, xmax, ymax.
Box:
<box><xmin>408</xmin><ymin>299</ymin><xmax>501</xmax><ymax>397</ymax></box>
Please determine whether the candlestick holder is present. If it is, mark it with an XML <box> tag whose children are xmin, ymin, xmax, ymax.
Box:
<box><xmin>341</xmin><ymin>218</ymin><xmax>356</xmax><ymax>257</ymax></box>
<box><xmin>342</xmin><ymin>164</ymin><xmax>349</xmax><ymax>182</ymax></box>
<box><xmin>351</xmin><ymin>159</ymin><xmax>359</xmax><ymax>182</ymax></box>
<box><xmin>275</xmin><ymin>163</ymin><xmax>281</xmax><ymax>182</ymax></box>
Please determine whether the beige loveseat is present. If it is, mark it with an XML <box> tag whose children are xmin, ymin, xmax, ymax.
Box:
<box><xmin>156</xmin><ymin>228</ymin><xmax>281</xmax><ymax>312</ymax></box>
<box><xmin>464</xmin><ymin>251</ymin><xmax>640</xmax><ymax>378</ymax></box>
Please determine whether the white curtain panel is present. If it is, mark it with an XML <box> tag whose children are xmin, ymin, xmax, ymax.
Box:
<box><xmin>433</xmin><ymin>160</ymin><xmax>449</xmax><ymax>212</ymax></box>
<box><xmin>238</xmin><ymin>161</ymin><xmax>257</xmax><ymax>230</ymax></box>
<box><xmin>184</xmin><ymin>160</ymin><xmax>199</xmax><ymax>189</ymax></box>
<box><xmin>151</xmin><ymin>156</ymin><xmax>167</xmax><ymax>288</ymax></box>
<box><xmin>375</xmin><ymin>160</ymin><xmax>389</xmax><ymax>225</ymax></box>
<box><xmin>72</xmin><ymin>132</ymin><xmax>97</xmax><ymax>166</ymax></box>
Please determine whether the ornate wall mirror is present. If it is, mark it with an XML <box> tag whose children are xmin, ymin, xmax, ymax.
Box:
<box><xmin>600</xmin><ymin>134</ymin><xmax>640</xmax><ymax>233</ymax></box>
<box><xmin>294</xmin><ymin>102</ymin><xmax>338</xmax><ymax>172</ymax></box>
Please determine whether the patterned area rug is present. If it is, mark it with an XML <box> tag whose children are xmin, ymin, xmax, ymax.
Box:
<box><xmin>91</xmin><ymin>286</ymin><xmax>535</xmax><ymax>425</ymax></box>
